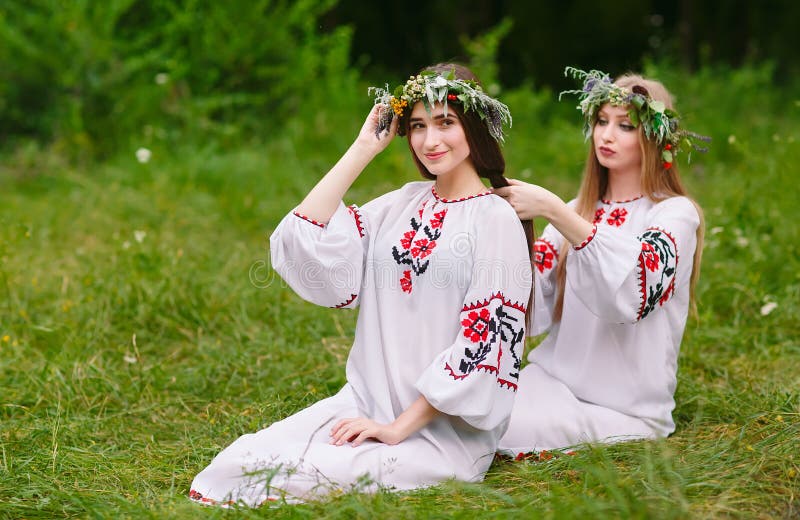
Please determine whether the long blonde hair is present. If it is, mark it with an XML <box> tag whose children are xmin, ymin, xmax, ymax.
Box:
<box><xmin>553</xmin><ymin>73</ymin><xmax>704</xmax><ymax>321</ymax></box>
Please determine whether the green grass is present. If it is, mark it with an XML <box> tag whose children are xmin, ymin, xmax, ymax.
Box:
<box><xmin>1</xmin><ymin>67</ymin><xmax>798</xmax><ymax>518</ymax></box>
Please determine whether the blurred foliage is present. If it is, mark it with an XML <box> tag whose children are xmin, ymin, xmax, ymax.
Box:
<box><xmin>0</xmin><ymin>0</ymin><xmax>356</xmax><ymax>159</ymax></box>
<box><xmin>327</xmin><ymin>0</ymin><xmax>800</xmax><ymax>88</ymax></box>
<box><xmin>1</xmin><ymin>0</ymin><xmax>799</xmax><ymax>162</ymax></box>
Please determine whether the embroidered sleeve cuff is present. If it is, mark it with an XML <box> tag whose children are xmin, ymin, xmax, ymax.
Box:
<box><xmin>346</xmin><ymin>205</ymin><xmax>365</xmax><ymax>238</ymax></box>
<box><xmin>292</xmin><ymin>211</ymin><xmax>326</xmax><ymax>228</ymax></box>
<box><xmin>574</xmin><ymin>224</ymin><xmax>597</xmax><ymax>251</ymax></box>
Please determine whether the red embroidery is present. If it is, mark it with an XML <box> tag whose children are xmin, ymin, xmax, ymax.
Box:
<box><xmin>462</xmin><ymin>307</ymin><xmax>491</xmax><ymax>343</ymax></box>
<box><xmin>533</xmin><ymin>239</ymin><xmax>558</xmax><ymax>274</ymax></box>
<box><xmin>430</xmin><ymin>210</ymin><xmax>447</xmax><ymax>228</ymax></box>
<box><xmin>431</xmin><ymin>185</ymin><xmax>492</xmax><ymax>203</ymax></box>
<box><xmin>292</xmin><ymin>211</ymin><xmax>325</xmax><ymax>228</ymax></box>
<box><xmin>593</xmin><ymin>207</ymin><xmax>605</xmax><ymax>224</ymax></box>
<box><xmin>600</xmin><ymin>194</ymin><xmax>643</xmax><ymax>204</ymax></box>
<box><xmin>392</xmin><ymin>200</ymin><xmax>448</xmax><ymax>293</ymax></box>
<box><xmin>400</xmin><ymin>270</ymin><xmax>412</xmax><ymax>293</ymax></box>
<box><xmin>189</xmin><ymin>489</ymin><xmax>236</xmax><ymax>507</ymax></box>
<box><xmin>445</xmin><ymin>293</ymin><xmax>527</xmax><ymax>391</ymax></box>
<box><xmin>641</xmin><ymin>242</ymin><xmax>659</xmax><ymax>272</ymax></box>
<box><xmin>636</xmin><ymin>227</ymin><xmax>679</xmax><ymax>321</ymax></box>
<box><xmin>411</xmin><ymin>238</ymin><xmax>436</xmax><ymax>259</ymax></box>
<box><xmin>574</xmin><ymin>224</ymin><xmax>597</xmax><ymax>250</ymax></box>
<box><xmin>400</xmin><ymin>231</ymin><xmax>415</xmax><ymax>249</ymax></box>
<box><xmin>606</xmin><ymin>207</ymin><xmax>628</xmax><ymax>227</ymax></box>
<box><xmin>659</xmin><ymin>279</ymin><xmax>675</xmax><ymax>305</ymax></box>
<box><xmin>347</xmin><ymin>205</ymin><xmax>365</xmax><ymax>238</ymax></box>
<box><xmin>332</xmin><ymin>293</ymin><xmax>358</xmax><ymax>309</ymax></box>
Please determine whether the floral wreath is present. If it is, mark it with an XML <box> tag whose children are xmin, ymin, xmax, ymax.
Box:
<box><xmin>369</xmin><ymin>69</ymin><xmax>512</xmax><ymax>143</ymax></box>
<box><xmin>559</xmin><ymin>67</ymin><xmax>710</xmax><ymax>169</ymax></box>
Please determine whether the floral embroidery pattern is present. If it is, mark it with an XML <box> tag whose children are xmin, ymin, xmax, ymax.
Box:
<box><xmin>444</xmin><ymin>293</ymin><xmax>527</xmax><ymax>391</ymax></box>
<box><xmin>392</xmin><ymin>202</ymin><xmax>448</xmax><ymax>294</ymax></box>
<box><xmin>462</xmin><ymin>307</ymin><xmax>491</xmax><ymax>343</ymax></box>
<box><xmin>533</xmin><ymin>238</ymin><xmax>558</xmax><ymax>274</ymax></box>
<box><xmin>606</xmin><ymin>207</ymin><xmax>628</xmax><ymax>227</ymax></box>
<box><xmin>593</xmin><ymin>207</ymin><xmax>605</xmax><ymax>224</ymax></box>
<box><xmin>347</xmin><ymin>205</ymin><xmax>365</xmax><ymax>238</ymax></box>
<box><xmin>400</xmin><ymin>270</ymin><xmax>412</xmax><ymax>293</ymax></box>
<box><xmin>636</xmin><ymin>227</ymin><xmax>678</xmax><ymax>320</ymax></box>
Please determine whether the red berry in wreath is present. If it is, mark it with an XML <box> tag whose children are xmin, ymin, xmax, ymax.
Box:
<box><xmin>447</xmin><ymin>94</ymin><xmax>458</xmax><ymax>101</ymax></box>
<box><xmin>665</xmin><ymin>143</ymin><xmax>672</xmax><ymax>150</ymax></box>
<box><xmin>663</xmin><ymin>162</ymin><xmax>673</xmax><ymax>170</ymax></box>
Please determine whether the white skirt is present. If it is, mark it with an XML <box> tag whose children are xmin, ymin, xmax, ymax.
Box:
<box><xmin>498</xmin><ymin>363</ymin><xmax>658</xmax><ymax>456</ymax></box>
<box><xmin>189</xmin><ymin>384</ymin><xmax>485</xmax><ymax>507</ymax></box>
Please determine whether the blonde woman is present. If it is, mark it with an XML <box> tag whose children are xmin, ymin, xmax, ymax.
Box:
<box><xmin>495</xmin><ymin>68</ymin><xmax>708</xmax><ymax>455</ymax></box>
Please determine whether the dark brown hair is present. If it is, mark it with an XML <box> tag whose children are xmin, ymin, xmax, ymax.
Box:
<box><xmin>402</xmin><ymin>62</ymin><xmax>536</xmax><ymax>319</ymax></box>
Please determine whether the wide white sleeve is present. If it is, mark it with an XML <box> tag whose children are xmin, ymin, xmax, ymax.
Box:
<box><xmin>566</xmin><ymin>196</ymin><xmax>700</xmax><ymax>323</ymax></box>
<box><xmin>415</xmin><ymin>203</ymin><xmax>532</xmax><ymax>431</ymax></box>
<box><xmin>529</xmin><ymin>222</ymin><xmax>566</xmax><ymax>336</ymax></box>
<box><xmin>269</xmin><ymin>197</ymin><xmax>377</xmax><ymax>309</ymax></box>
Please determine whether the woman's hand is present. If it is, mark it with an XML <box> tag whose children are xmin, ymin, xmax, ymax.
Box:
<box><xmin>495</xmin><ymin>178</ymin><xmax>595</xmax><ymax>246</ymax></box>
<box><xmin>492</xmin><ymin>178</ymin><xmax>561</xmax><ymax>220</ymax></box>
<box><xmin>353</xmin><ymin>104</ymin><xmax>399</xmax><ymax>158</ymax></box>
<box><xmin>330</xmin><ymin>417</ymin><xmax>406</xmax><ymax>447</ymax></box>
<box><xmin>294</xmin><ymin>105</ymin><xmax>399</xmax><ymax>221</ymax></box>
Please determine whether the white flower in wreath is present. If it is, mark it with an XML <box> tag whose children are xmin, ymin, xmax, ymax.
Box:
<box><xmin>431</xmin><ymin>75</ymin><xmax>449</xmax><ymax>88</ymax></box>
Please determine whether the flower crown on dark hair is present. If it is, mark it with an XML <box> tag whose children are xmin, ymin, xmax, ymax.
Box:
<box><xmin>369</xmin><ymin>68</ymin><xmax>512</xmax><ymax>143</ymax></box>
<box><xmin>559</xmin><ymin>67</ymin><xmax>710</xmax><ymax>169</ymax></box>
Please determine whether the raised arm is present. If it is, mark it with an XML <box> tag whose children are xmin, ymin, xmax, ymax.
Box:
<box><xmin>295</xmin><ymin>105</ymin><xmax>398</xmax><ymax>223</ymax></box>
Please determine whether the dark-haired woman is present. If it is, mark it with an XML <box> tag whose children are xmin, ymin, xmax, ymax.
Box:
<box><xmin>189</xmin><ymin>64</ymin><xmax>532</xmax><ymax>506</ymax></box>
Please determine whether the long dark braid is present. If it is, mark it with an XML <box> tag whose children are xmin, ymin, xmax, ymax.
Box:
<box><xmin>486</xmin><ymin>174</ymin><xmax>536</xmax><ymax>324</ymax></box>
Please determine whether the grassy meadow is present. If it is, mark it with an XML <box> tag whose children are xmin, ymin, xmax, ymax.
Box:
<box><xmin>0</xmin><ymin>63</ymin><xmax>798</xmax><ymax>518</ymax></box>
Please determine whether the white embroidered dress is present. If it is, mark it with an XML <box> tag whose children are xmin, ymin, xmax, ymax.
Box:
<box><xmin>191</xmin><ymin>181</ymin><xmax>531</xmax><ymax>506</ymax></box>
<box><xmin>499</xmin><ymin>195</ymin><xmax>700</xmax><ymax>454</ymax></box>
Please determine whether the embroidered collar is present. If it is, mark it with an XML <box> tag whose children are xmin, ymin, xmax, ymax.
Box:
<box><xmin>600</xmin><ymin>194</ymin><xmax>644</xmax><ymax>204</ymax></box>
<box><xmin>431</xmin><ymin>185</ymin><xmax>493</xmax><ymax>203</ymax></box>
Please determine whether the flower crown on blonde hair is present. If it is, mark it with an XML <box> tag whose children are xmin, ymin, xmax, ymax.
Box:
<box><xmin>369</xmin><ymin>68</ymin><xmax>512</xmax><ymax>142</ymax></box>
<box><xmin>559</xmin><ymin>67</ymin><xmax>710</xmax><ymax>169</ymax></box>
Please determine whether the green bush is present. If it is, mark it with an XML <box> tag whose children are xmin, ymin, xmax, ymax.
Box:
<box><xmin>0</xmin><ymin>0</ymin><xmax>355</xmax><ymax>158</ymax></box>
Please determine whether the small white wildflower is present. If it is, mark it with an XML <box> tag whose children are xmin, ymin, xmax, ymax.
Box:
<box><xmin>727</xmin><ymin>135</ymin><xmax>736</xmax><ymax>144</ymax></box>
<box><xmin>431</xmin><ymin>76</ymin><xmax>448</xmax><ymax>88</ymax></box>
<box><xmin>735</xmin><ymin>236</ymin><xmax>749</xmax><ymax>247</ymax></box>
<box><xmin>122</xmin><ymin>241</ymin><xmax>131</xmax><ymax>250</ymax></box>
<box><xmin>760</xmin><ymin>302</ymin><xmax>778</xmax><ymax>316</ymax></box>
<box><xmin>710</xmin><ymin>226</ymin><xmax>724</xmax><ymax>235</ymax></box>
<box><xmin>123</xmin><ymin>353</ymin><xmax>138</xmax><ymax>364</ymax></box>
<box><xmin>134</xmin><ymin>230</ymin><xmax>146</xmax><ymax>243</ymax></box>
<box><xmin>155</xmin><ymin>73</ymin><xmax>169</xmax><ymax>85</ymax></box>
<box><xmin>136</xmin><ymin>147</ymin><xmax>152</xmax><ymax>163</ymax></box>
